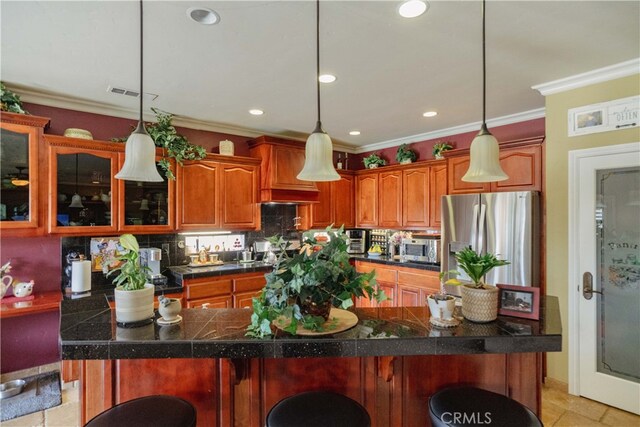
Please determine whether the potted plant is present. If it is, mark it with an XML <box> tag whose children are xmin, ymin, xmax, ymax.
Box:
<box><xmin>395</xmin><ymin>143</ymin><xmax>417</xmax><ymax>164</ymax></box>
<box><xmin>362</xmin><ymin>153</ymin><xmax>386</xmax><ymax>169</ymax></box>
<box><xmin>112</xmin><ymin>108</ymin><xmax>207</xmax><ymax>180</ymax></box>
<box><xmin>107</xmin><ymin>234</ymin><xmax>155</xmax><ymax>325</ymax></box>
<box><xmin>432</xmin><ymin>141</ymin><xmax>453</xmax><ymax>160</ymax></box>
<box><xmin>1</xmin><ymin>82</ymin><xmax>28</xmax><ymax>114</ymax></box>
<box><xmin>426</xmin><ymin>270</ymin><xmax>459</xmax><ymax>321</ymax></box>
<box><xmin>454</xmin><ymin>247</ymin><xmax>509</xmax><ymax>323</ymax></box>
<box><xmin>246</xmin><ymin>227</ymin><xmax>387</xmax><ymax>338</ymax></box>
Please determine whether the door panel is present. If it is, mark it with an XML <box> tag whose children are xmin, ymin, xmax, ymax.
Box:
<box><xmin>402</xmin><ymin>167</ymin><xmax>429</xmax><ymax>228</ymax></box>
<box><xmin>379</xmin><ymin>171</ymin><xmax>402</xmax><ymax>228</ymax></box>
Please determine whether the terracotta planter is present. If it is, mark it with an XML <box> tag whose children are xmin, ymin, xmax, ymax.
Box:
<box><xmin>461</xmin><ymin>285</ymin><xmax>499</xmax><ymax>323</ymax></box>
<box><xmin>114</xmin><ymin>283</ymin><xmax>154</xmax><ymax>325</ymax></box>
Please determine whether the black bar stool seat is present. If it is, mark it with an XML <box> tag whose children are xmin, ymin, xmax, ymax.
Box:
<box><xmin>266</xmin><ymin>391</ymin><xmax>370</xmax><ymax>427</ymax></box>
<box><xmin>85</xmin><ymin>395</ymin><xmax>196</xmax><ymax>427</ymax></box>
<box><xmin>429</xmin><ymin>386</ymin><xmax>542</xmax><ymax>427</ymax></box>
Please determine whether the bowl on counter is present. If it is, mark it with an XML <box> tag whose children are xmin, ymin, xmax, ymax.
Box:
<box><xmin>367</xmin><ymin>251</ymin><xmax>382</xmax><ymax>257</ymax></box>
<box><xmin>0</xmin><ymin>379</ymin><xmax>26</xmax><ymax>399</ymax></box>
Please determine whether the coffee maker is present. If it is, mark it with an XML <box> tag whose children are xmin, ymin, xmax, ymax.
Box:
<box><xmin>140</xmin><ymin>248</ymin><xmax>167</xmax><ymax>285</ymax></box>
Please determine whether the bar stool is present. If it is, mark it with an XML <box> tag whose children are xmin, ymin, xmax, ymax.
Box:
<box><xmin>85</xmin><ymin>395</ymin><xmax>196</xmax><ymax>427</ymax></box>
<box><xmin>429</xmin><ymin>386</ymin><xmax>542</xmax><ymax>427</ymax></box>
<box><xmin>266</xmin><ymin>391</ymin><xmax>370</xmax><ymax>427</ymax></box>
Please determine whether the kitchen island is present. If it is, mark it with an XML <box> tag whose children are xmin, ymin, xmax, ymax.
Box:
<box><xmin>61</xmin><ymin>294</ymin><xmax>561</xmax><ymax>426</ymax></box>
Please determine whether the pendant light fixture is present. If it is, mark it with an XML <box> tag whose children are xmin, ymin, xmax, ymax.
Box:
<box><xmin>297</xmin><ymin>0</ymin><xmax>340</xmax><ymax>182</ymax></box>
<box><xmin>462</xmin><ymin>0</ymin><xmax>508</xmax><ymax>183</ymax></box>
<box><xmin>115</xmin><ymin>0</ymin><xmax>163</xmax><ymax>182</ymax></box>
<box><xmin>69</xmin><ymin>154</ymin><xmax>85</xmax><ymax>208</ymax></box>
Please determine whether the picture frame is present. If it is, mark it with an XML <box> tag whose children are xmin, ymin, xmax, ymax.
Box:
<box><xmin>568</xmin><ymin>95</ymin><xmax>639</xmax><ymax>137</ymax></box>
<box><xmin>497</xmin><ymin>284</ymin><xmax>540</xmax><ymax>320</ymax></box>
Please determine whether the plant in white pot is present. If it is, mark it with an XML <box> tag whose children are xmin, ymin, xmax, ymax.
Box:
<box><xmin>426</xmin><ymin>270</ymin><xmax>459</xmax><ymax>323</ymax></box>
<box><xmin>108</xmin><ymin>234</ymin><xmax>155</xmax><ymax>325</ymax></box>
<box><xmin>454</xmin><ymin>247</ymin><xmax>509</xmax><ymax>323</ymax></box>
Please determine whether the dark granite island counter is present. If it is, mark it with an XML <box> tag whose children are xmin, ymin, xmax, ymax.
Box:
<box><xmin>61</xmin><ymin>295</ymin><xmax>561</xmax><ymax>426</ymax></box>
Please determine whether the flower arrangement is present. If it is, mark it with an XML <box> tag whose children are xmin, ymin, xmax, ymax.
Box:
<box><xmin>432</xmin><ymin>141</ymin><xmax>454</xmax><ymax>159</ymax></box>
<box><xmin>390</xmin><ymin>231</ymin><xmax>411</xmax><ymax>246</ymax></box>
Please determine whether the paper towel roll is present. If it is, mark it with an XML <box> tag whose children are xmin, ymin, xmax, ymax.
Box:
<box><xmin>71</xmin><ymin>260</ymin><xmax>91</xmax><ymax>293</ymax></box>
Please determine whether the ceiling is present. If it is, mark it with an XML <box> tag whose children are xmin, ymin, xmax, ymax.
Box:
<box><xmin>2</xmin><ymin>1</ymin><xmax>639</xmax><ymax>152</ymax></box>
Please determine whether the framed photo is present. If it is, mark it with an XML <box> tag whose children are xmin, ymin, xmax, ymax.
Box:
<box><xmin>568</xmin><ymin>95</ymin><xmax>639</xmax><ymax>137</ymax></box>
<box><xmin>569</xmin><ymin>105</ymin><xmax>607</xmax><ymax>136</ymax></box>
<box><xmin>497</xmin><ymin>284</ymin><xmax>540</xmax><ymax>320</ymax></box>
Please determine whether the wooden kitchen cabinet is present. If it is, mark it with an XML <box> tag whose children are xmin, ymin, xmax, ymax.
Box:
<box><xmin>306</xmin><ymin>171</ymin><xmax>355</xmax><ymax>229</ymax></box>
<box><xmin>355</xmin><ymin>173</ymin><xmax>378</xmax><ymax>227</ymax></box>
<box><xmin>219</xmin><ymin>162</ymin><xmax>260</xmax><ymax>230</ymax></box>
<box><xmin>402</xmin><ymin>166</ymin><xmax>429</xmax><ymax>228</ymax></box>
<box><xmin>379</xmin><ymin>171</ymin><xmax>402</xmax><ymax>228</ymax></box>
<box><xmin>176</xmin><ymin>160</ymin><xmax>220</xmax><ymax>230</ymax></box>
<box><xmin>233</xmin><ymin>273</ymin><xmax>266</xmax><ymax>308</ymax></box>
<box><xmin>447</xmin><ymin>156</ymin><xmax>491</xmax><ymax>194</ymax></box>
<box><xmin>492</xmin><ymin>145</ymin><xmax>542</xmax><ymax>192</ymax></box>
<box><xmin>47</xmin><ymin>136</ymin><xmax>120</xmax><ymax>235</ymax></box>
<box><xmin>429</xmin><ymin>162</ymin><xmax>447</xmax><ymax>228</ymax></box>
<box><xmin>184</xmin><ymin>272</ymin><xmax>266</xmax><ymax>309</ymax></box>
<box><xmin>0</xmin><ymin>113</ymin><xmax>49</xmax><ymax>236</ymax></box>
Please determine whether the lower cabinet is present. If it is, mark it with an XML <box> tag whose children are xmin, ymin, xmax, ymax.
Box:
<box><xmin>354</xmin><ymin>261</ymin><xmax>439</xmax><ymax>307</ymax></box>
<box><xmin>184</xmin><ymin>272</ymin><xmax>266</xmax><ymax>309</ymax></box>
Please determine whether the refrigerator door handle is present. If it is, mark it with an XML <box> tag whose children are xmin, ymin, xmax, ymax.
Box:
<box><xmin>470</xmin><ymin>204</ymin><xmax>479</xmax><ymax>252</ymax></box>
<box><xmin>477</xmin><ymin>204</ymin><xmax>486</xmax><ymax>253</ymax></box>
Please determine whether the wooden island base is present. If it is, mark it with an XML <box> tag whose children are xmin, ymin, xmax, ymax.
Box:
<box><xmin>81</xmin><ymin>353</ymin><xmax>540</xmax><ymax>427</ymax></box>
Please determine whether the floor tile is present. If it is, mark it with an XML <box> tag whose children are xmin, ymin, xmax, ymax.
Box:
<box><xmin>601</xmin><ymin>407</ymin><xmax>640</xmax><ymax>427</ymax></box>
<box><xmin>44</xmin><ymin>401</ymin><xmax>80</xmax><ymax>427</ymax></box>
<box><xmin>554</xmin><ymin>410</ymin><xmax>605</xmax><ymax>426</ymax></box>
<box><xmin>1</xmin><ymin>410</ymin><xmax>45</xmax><ymax>427</ymax></box>
<box><xmin>541</xmin><ymin>398</ymin><xmax>566</xmax><ymax>426</ymax></box>
<box><xmin>543</xmin><ymin>386</ymin><xmax>608</xmax><ymax>421</ymax></box>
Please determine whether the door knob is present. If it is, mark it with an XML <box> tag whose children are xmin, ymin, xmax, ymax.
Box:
<box><xmin>582</xmin><ymin>272</ymin><xmax>603</xmax><ymax>300</ymax></box>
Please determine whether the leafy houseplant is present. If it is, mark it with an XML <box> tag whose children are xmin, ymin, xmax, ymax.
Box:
<box><xmin>1</xmin><ymin>82</ymin><xmax>28</xmax><ymax>114</ymax></box>
<box><xmin>113</xmin><ymin>108</ymin><xmax>207</xmax><ymax>180</ymax></box>
<box><xmin>362</xmin><ymin>153</ymin><xmax>386</xmax><ymax>169</ymax></box>
<box><xmin>454</xmin><ymin>247</ymin><xmax>510</xmax><ymax>323</ymax></box>
<box><xmin>395</xmin><ymin>143</ymin><xmax>417</xmax><ymax>164</ymax></box>
<box><xmin>246</xmin><ymin>227</ymin><xmax>387</xmax><ymax>338</ymax></box>
<box><xmin>432</xmin><ymin>142</ymin><xmax>453</xmax><ymax>159</ymax></box>
<box><xmin>107</xmin><ymin>234</ymin><xmax>155</xmax><ymax>324</ymax></box>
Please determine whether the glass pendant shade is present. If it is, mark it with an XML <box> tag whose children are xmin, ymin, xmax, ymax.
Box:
<box><xmin>297</xmin><ymin>129</ymin><xmax>340</xmax><ymax>181</ymax></box>
<box><xmin>115</xmin><ymin>124</ymin><xmax>163</xmax><ymax>182</ymax></box>
<box><xmin>462</xmin><ymin>126</ymin><xmax>508</xmax><ymax>182</ymax></box>
<box><xmin>69</xmin><ymin>193</ymin><xmax>84</xmax><ymax>208</ymax></box>
<box><xmin>11</xmin><ymin>178</ymin><xmax>29</xmax><ymax>187</ymax></box>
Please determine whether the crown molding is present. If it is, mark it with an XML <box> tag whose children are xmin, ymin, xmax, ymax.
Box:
<box><xmin>354</xmin><ymin>108</ymin><xmax>546</xmax><ymax>154</ymax></box>
<box><xmin>532</xmin><ymin>58</ymin><xmax>640</xmax><ymax>96</ymax></box>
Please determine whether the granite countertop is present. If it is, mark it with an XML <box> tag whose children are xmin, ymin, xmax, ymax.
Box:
<box><xmin>168</xmin><ymin>262</ymin><xmax>273</xmax><ymax>284</ymax></box>
<box><xmin>60</xmin><ymin>295</ymin><xmax>562</xmax><ymax>360</ymax></box>
<box><xmin>349</xmin><ymin>254</ymin><xmax>440</xmax><ymax>272</ymax></box>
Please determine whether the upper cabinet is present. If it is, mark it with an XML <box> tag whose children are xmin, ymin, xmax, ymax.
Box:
<box><xmin>47</xmin><ymin>136</ymin><xmax>119</xmax><ymax>235</ymax></box>
<box><xmin>447</xmin><ymin>156</ymin><xmax>491</xmax><ymax>194</ymax></box>
<box><xmin>428</xmin><ymin>162</ymin><xmax>447</xmax><ymax>228</ymax></box>
<box><xmin>177</xmin><ymin>155</ymin><xmax>260</xmax><ymax>231</ymax></box>
<box><xmin>402</xmin><ymin>166</ymin><xmax>429</xmax><ymax>228</ymax></box>
<box><xmin>248</xmin><ymin>136</ymin><xmax>319</xmax><ymax>203</ymax></box>
<box><xmin>0</xmin><ymin>113</ymin><xmax>49</xmax><ymax>236</ymax></box>
<box><xmin>379</xmin><ymin>171</ymin><xmax>402</xmax><ymax>228</ymax></box>
<box><xmin>356</xmin><ymin>173</ymin><xmax>379</xmax><ymax>227</ymax></box>
<box><xmin>305</xmin><ymin>171</ymin><xmax>355</xmax><ymax>229</ymax></box>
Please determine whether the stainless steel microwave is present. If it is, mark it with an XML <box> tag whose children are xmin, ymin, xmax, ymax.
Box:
<box><xmin>400</xmin><ymin>237</ymin><xmax>441</xmax><ymax>263</ymax></box>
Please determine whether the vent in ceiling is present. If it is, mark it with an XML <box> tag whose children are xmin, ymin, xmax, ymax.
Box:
<box><xmin>107</xmin><ymin>85</ymin><xmax>158</xmax><ymax>101</ymax></box>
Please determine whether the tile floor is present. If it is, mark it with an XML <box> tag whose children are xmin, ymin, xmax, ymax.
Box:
<box><xmin>1</xmin><ymin>364</ymin><xmax>639</xmax><ymax>426</ymax></box>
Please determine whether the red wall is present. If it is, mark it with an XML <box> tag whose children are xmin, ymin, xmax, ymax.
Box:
<box><xmin>350</xmin><ymin>117</ymin><xmax>545</xmax><ymax>170</ymax></box>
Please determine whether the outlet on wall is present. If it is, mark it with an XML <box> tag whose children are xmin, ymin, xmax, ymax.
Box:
<box><xmin>162</xmin><ymin>243</ymin><xmax>170</xmax><ymax>259</ymax></box>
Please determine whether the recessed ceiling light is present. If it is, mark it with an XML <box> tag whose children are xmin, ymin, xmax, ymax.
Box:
<box><xmin>249</xmin><ymin>109</ymin><xmax>264</xmax><ymax>116</ymax></box>
<box><xmin>423</xmin><ymin>111</ymin><xmax>438</xmax><ymax>117</ymax></box>
<box><xmin>319</xmin><ymin>74</ymin><xmax>337</xmax><ymax>83</ymax></box>
<box><xmin>349</xmin><ymin>131</ymin><xmax>361</xmax><ymax>136</ymax></box>
<box><xmin>398</xmin><ymin>0</ymin><xmax>428</xmax><ymax>18</ymax></box>
<box><xmin>187</xmin><ymin>7</ymin><xmax>220</xmax><ymax>25</ymax></box>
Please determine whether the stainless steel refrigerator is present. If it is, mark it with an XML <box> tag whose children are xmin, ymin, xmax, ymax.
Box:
<box><xmin>441</xmin><ymin>191</ymin><xmax>540</xmax><ymax>295</ymax></box>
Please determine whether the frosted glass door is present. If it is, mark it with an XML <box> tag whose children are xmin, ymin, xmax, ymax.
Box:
<box><xmin>596</xmin><ymin>167</ymin><xmax>640</xmax><ymax>383</ymax></box>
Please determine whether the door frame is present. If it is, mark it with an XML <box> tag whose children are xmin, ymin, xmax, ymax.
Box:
<box><xmin>567</xmin><ymin>141</ymin><xmax>640</xmax><ymax>395</ymax></box>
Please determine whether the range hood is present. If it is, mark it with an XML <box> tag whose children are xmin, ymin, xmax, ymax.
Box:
<box><xmin>248</xmin><ymin>136</ymin><xmax>320</xmax><ymax>204</ymax></box>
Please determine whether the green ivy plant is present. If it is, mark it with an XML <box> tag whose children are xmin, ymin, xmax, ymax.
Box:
<box><xmin>107</xmin><ymin>234</ymin><xmax>149</xmax><ymax>291</ymax></box>
<box><xmin>113</xmin><ymin>108</ymin><xmax>207</xmax><ymax>180</ymax></box>
<box><xmin>246</xmin><ymin>226</ymin><xmax>387</xmax><ymax>338</ymax></box>
<box><xmin>362</xmin><ymin>153</ymin><xmax>386</xmax><ymax>169</ymax></box>
<box><xmin>432</xmin><ymin>141</ymin><xmax>453</xmax><ymax>159</ymax></box>
<box><xmin>454</xmin><ymin>247</ymin><xmax>509</xmax><ymax>289</ymax></box>
<box><xmin>395</xmin><ymin>143</ymin><xmax>417</xmax><ymax>163</ymax></box>
<box><xmin>1</xmin><ymin>82</ymin><xmax>28</xmax><ymax>114</ymax></box>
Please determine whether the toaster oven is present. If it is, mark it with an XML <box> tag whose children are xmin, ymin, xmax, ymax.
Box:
<box><xmin>400</xmin><ymin>237</ymin><xmax>441</xmax><ymax>263</ymax></box>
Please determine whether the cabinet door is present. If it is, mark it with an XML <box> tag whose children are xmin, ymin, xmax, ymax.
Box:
<box><xmin>234</xmin><ymin>291</ymin><xmax>260</xmax><ymax>309</ymax></box>
<box><xmin>0</xmin><ymin>121</ymin><xmax>41</xmax><ymax>233</ymax></box>
<box><xmin>356</xmin><ymin>173</ymin><xmax>379</xmax><ymax>227</ymax></box>
<box><xmin>187</xmin><ymin>295</ymin><xmax>232</xmax><ymax>309</ymax></box>
<box><xmin>402</xmin><ymin>167</ymin><xmax>429</xmax><ymax>228</ymax></box>
<box><xmin>310</xmin><ymin>181</ymin><xmax>333</xmax><ymax>228</ymax></box>
<box><xmin>117</xmin><ymin>154</ymin><xmax>175</xmax><ymax>232</ymax></box>
<box><xmin>377</xmin><ymin>282</ymin><xmax>397</xmax><ymax>307</ymax></box>
<box><xmin>220</xmin><ymin>163</ymin><xmax>259</xmax><ymax>229</ymax></box>
<box><xmin>49</xmin><ymin>146</ymin><xmax>119</xmax><ymax>234</ymax></box>
<box><xmin>379</xmin><ymin>171</ymin><xmax>402</xmax><ymax>228</ymax></box>
<box><xmin>177</xmin><ymin>161</ymin><xmax>220</xmax><ymax>229</ymax></box>
<box><xmin>271</xmin><ymin>145</ymin><xmax>317</xmax><ymax>191</ymax></box>
<box><xmin>429</xmin><ymin>163</ymin><xmax>447</xmax><ymax>228</ymax></box>
<box><xmin>447</xmin><ymin>156</ymin><xmax>491</xmax><ymax>194</ymax></box>
<box><xmin>397</xmin><ymin>284</ymin><xmax>422</xmax><ymax>307</ymax></box>
<box><xmin>333</xmin><ymin>174</ymin><xmax>355</xmax><ymax>228</ymax></box>
<box><xmin>490</xmin><ymin>145</ymin><xmax>542</xmax><ymax>192</ymax></box>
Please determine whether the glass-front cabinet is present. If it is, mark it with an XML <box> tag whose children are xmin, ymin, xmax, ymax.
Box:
<box><xmin>47</xmin><ymin>136</ymin><xmax>119</xmax><ymax>234</ymax></box>
<box><xmin>0</xmin><ymin>113</ymin><xmax>49</xmax><ymax>235</ymax></box>
<box><xmin>117</xmin><ymin>154</ymin><xmax>174</xmax><ymax>232</ymax></box>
